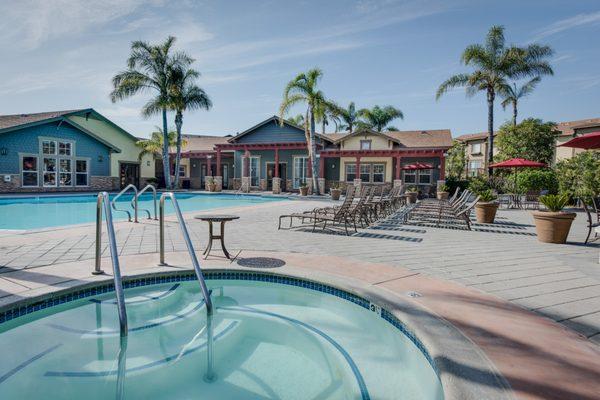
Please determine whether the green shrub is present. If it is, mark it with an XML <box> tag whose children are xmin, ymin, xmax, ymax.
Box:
<box><xmin>555</xmin><ymin>151</ymin><xmax>600</xmax><ymax>200</ymax></box>
<box><xmin>406</xmin><ymin>186</ymin><xmax>418</xmax><ymax>192</ymax></box>
<box><xmin>478</xmin><ymin>189</ymin><xmax>497</xmax><ymax>202</ymax></box>
<box><xmin>438</xmin><ymin>183</ymin><xmax>449</xmax><ymax>192</ymax></box>
<box><xmin>468</xmin><ymin>176</ymin><xmax>491</xmax><ymax>194</ymax></box>
<box><xmin>539</xmin><ymin>194</ymin><xmax>569</xmax><ymax>212</ymax></box>
<box><xmin>515</xmin><ymin>169</ymin><xmax>558</xmax><ymax>194</ymax></box>
<box><xmin>445</xmin><ymin>177</ymin><xmax>469</xmax><ymax>194</ymax></box>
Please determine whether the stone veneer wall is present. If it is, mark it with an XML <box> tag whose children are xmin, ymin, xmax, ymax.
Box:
<box><xmin>0</xmin><ymin>175</ymin><xmax>119</xmax><ymax>193</ymax></box>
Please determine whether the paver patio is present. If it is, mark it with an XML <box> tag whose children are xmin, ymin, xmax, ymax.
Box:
<box><xmin>1</xmin><ymin>198</ymin><xmax>599</xmax><ymax>344</ymax></box>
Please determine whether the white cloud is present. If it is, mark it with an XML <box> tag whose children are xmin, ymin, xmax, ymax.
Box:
<box><xmin>533</xmin><ymin>11</ymin><xmax>600</xmax><ymax>40</ymax></box>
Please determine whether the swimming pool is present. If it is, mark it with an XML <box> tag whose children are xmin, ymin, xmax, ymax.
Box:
<box><xmin>0</xmin><ymin>193</ymin><xmax>284</xmax><ymax>230</ymax></box>
<box><xmin>0</xmin><ymin>274</ymin><xmax>443</xmax><ymax>399</ymax></box>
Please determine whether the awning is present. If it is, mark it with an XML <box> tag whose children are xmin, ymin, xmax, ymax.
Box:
<box><xmin>402</xmin><ymin>162</ymin><xmax>433</xmax><ymax>170</ymax></box>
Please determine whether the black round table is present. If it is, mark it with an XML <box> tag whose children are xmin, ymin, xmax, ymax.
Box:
<box><xmin>194</xmin><ymin>215</ymin><xmax>239</xmax><ymax>259</ymax></box>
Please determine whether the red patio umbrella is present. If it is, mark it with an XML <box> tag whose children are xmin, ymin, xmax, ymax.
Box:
<box><xmin>559</xmin><ymin>131</ymin><xmax>600</xmax><ymax>150</ymax></box>
<box><xmin>402</xmin><ymin>162</ymin><xmax>433</xmax><ymax>170</ymax></box>
<box><xmin>489</xmin><ymin>158</ymin><xmax>547</xmax><ymax>192</ymax></box>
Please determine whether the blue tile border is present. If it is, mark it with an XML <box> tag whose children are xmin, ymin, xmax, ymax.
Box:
<box><xmin>0</xmin><ymin>270</ymin><xmax>437</xmax><ymax>376</ymax></box>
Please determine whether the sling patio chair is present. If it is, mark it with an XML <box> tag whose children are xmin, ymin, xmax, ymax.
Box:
<box><xmin>310</xmin><ymin>188</ymin><xmax>372</xmax><ymax>235</ymax></box>
<box><xmin>582</xmin><ymin>198</ymin><xmax>600</xmax><ymax>244</ymax></box>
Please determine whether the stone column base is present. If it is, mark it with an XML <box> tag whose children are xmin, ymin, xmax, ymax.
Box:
<box><xmin>241</xmin><ymin>177</ymin><xmax>251</xmax><ymax>193</ymax></box>
<box><xmin>213</xmin><ymin>176</ymin><xmax>223</xmax><ymax>192</ymax></box>
<box><xmin>353</xmin><ymin>179</ymin><xmax>362</xmax><ymax>194</ymax></box>
<box><xmin>272</xmin><ymin>177</ymin><xmax>281</xmax><ymax>194</ymax></box>
<box><xmin>393</xmin><ymin>179</ymin><xmax>403</xmax><ymax>188</ymax></box>
<box><xmin>318</xmin><ymin>178</ymin><xmax>326</xmax><ymax>195</ymax></box>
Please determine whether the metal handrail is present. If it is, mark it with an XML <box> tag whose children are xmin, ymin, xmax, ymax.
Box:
<box><xmin>94</xmin><ymin>192</ymin><xmax>128</xmax><ymax>337</ymax></box>
<box><xmin>111</xmin><ymin>184</ymin><xmax>139</xmax><ymax>223</ymax></box>
<box><xmin>133</xmin><ymin>184</ymin><xmax>157</xmax><ymax>220</ymax></box>
<box><xmin>159</xmin><ymin>192</ymin><xmax>215</xmax><ymax>381</ymax></box>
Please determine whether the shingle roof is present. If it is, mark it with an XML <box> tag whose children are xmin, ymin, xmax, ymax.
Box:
<box><xmin>455</xmin><ymin>132</ymin><xmax>491</xmax><ymax>142</ymax></box>
<box><xmin>321</xmin><ymin>132</ymin><xmax>350</xmax><ymax>142</ymax></box>
<box><xmin>177</xmin><ymin>134</ymin><xmax>232</xmax><ymax>152</ymax></box>
<box><xmin>0</xmin><ymin>109</ymin><xmax>85</xmax><ymax>131</ymax></box>
<box><xmin>385</xmin><ymin>129</ymin><xmax>453</xmax><ymax>148</ymax></box>
<box><xmin>556</xmin><ymin>118</ymin><xmax>600</xmax><ymax>137</ymax></box>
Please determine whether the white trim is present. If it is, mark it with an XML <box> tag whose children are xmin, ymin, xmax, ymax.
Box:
<box><xmin>19</xmin><ymin>153</ymin><xmax>39</xmax><ymax>187</ymax></box>
<box><xmin>292</xmin><ymin>155</ymin><xmax>309</xmax><ymax>189</ymax></box>
<box><xmin>75</xmin><ymin>158</ymin><xmax>90</xmax><ymax>187</ymax></box>
<box><xmin>242</xmin><ymin>155</ymin><xmax>261</xmax><ymax>187</ymax></box>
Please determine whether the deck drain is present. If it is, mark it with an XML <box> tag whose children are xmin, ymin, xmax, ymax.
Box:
<box><xmin>236</xmin><ymin>257</ymin><xmax>286</xmax><ymax>269</ymax></box>
<box><xmin>406</xmin><ymin>291</ymin><xmax>422</xmax><ymax>298</ymax></box>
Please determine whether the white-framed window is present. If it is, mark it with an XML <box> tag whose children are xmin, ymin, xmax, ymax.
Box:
<box><xmin>42</xmin><ymin>140</ymin><xmax>56</xmax><ymax>155</ymax></box>
<box><xmin>418</xmin><ymin>169</ymin><xmax>432</xmax><ymax>184</ymax></box>
<box><xmin>403</xmin><ymin>170</ymin><xmax>416</xmax><ymax>184</ymax></box>
<box><xmin>178</xmin><ymin>165</ymin><xmax>186</xmax><ymax>177</ymax></box>
<box><xmin>58</xmin><ymin>141</ymin><xmax>72</xmax><ymax>156</ymax></box>
<box><xmin>360</xmin><ymin>140</ymin><xmax>372</xmax><ymax>150</ymax></box>
<box><xmin>469</xmin><ymin>160</ymin><xmax>482</xmax><ymax>177</ymax></box>
<box><xmin>21</xmin><ymin>155</ymin><xmax>38</xmax><ymax>187</ymax></box>
<box><xmin>345</xmin><ymin>163</ymin><xmax>356</xmax><ymax>182</ymax></box>
<box><xmin>59</xmin><ymin>159</ymin><xmax>72</xmax><ymax>186</ymax></box>
<box><xmin>75</xmin><ymin>160</ymin><xmax>89</xmax><ymax>186</ymax></box>
<box><xmin>242</xmin><ymin>156</ymin><xmax>260</xmax><ymax>187</ymax></box>
<box><xmin>43</xmin><ymin>157</ymin><xmax>57</xmax><ymax>187</ymax></box>
<box><xmin>360</xmin><ymin>164</ymin><xmax>371</xmax><ymax>181</ymax></box>
<box><xmin>372</xmin><ymin>164</ymin><xmax>385</xmax><ymax>183</ymax></box>
<box><xmin>471</xmin><ymin>143</ymin><xmax>482</xmax><ymax>154</ymax></box>
<box><xmin>293</xmin><ymin>156</ymin><xmax>309</xmax><ymax>188</ymax></box>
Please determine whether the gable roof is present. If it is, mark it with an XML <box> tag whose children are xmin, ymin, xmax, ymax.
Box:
<box><xmin>325</xmin><ymin>128</ymin><xmax>452</xmax><ymax>148</ymax></box>
<box><xmin>228</xmin><ymin>115</ymin><xmax>336</xmax><ymax>144</ymax></box>
<box><xmin>556</xmin><ymin>117</ymin><xmax>600</xmax><ymax>137</ymax></box>
<box><xmin>176</xmin><ymin>134</ymin><xmax>232</xmax><ymax>152</ymax></box>
<box><xmin>0</xmin><ymin>109</ymin><xmax>85</xmax><ymax>131</ymax></box>
<box><xmin>455</xmin><ymin>132</ymin><xmax>490</xmax><ymax>142</ymax></box>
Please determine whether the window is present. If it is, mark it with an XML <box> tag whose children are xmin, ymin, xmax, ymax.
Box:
<box><xmin>403</xmin><ymin>170</ymin><xmax>416</xmax><ymax>184</ymax></box>
<box><xmin>42</xmin><ymin>140</ymin><xmax>56</xmax><ymax>155</ymax></box>
<box><xmin>178</xmin><ymin>165</ymin><xmax>186</xmax><ymax>177</ymax></box>
<box><xmin>418</xmin><ymin>169</ymin><xmax>432</xmax><ymax>184</ymax></box>
<box><xmin>76</xmin><ymin>160</ymin><xmax>88</xmax><ymax>186</ymax></box>
<box><xmin>58</xmin><ymin>142</ymin><xmax>72</xmax><ymax>156</ymax></box>
<box><xmin>59</xmin><ymin>159</ymin><xmax>72</xmax><ymax>186</ymax></box>
<box><xmin>471</xmin><ymin>143</ymin><xmax>482</xmax><ymax>154</ymax></box>
<box><xmin>21</xmin><ymin>156</ymin><xmax>38</xmax><ymax>187</ymax></box>
<box><xmin>469</xmin><ymin>160</ymin><xmax>482</xmax><ymax>177</ymax></box>
<box><xmin>43</xmin><ymin>157</ymin><xmax>57</xmax><ymax>187</ymax></box>
<box><xmin>360</xmin><ymin>140</ymin><xmax>372</xmax><ymax>150</ymax></box>
<box><xmin>242</xmin><ymin>156</ymin><xmax>260</xmax><ymax>186</ymax></box>
<box><xmin>360</xmin><ymin>164</ymin><xmax>371</xmax><ymax>181</ymax></box>
<box><xmin>293</xmin><ymin>157</ymin><xmax>309</xmax><ymax>188</ymax></box>
<box><xmin>345</xmin><ymin>163</ymin><xmax>356</xmax><ymax>182</ymax></box>
<box><xmin>372</xmin><ymin>164</ymin><xmax>385</xmax><ymax>183</ymax></box>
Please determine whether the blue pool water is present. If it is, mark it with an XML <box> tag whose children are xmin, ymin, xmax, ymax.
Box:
<box><xmin>0</xmin><ymin>193</ymin><xmax>284</xmax><ymax>230</ymax></box>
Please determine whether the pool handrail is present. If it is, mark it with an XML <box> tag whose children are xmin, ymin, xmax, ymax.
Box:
<box><xmin>94</xmin><ymin>192</ymin><xmax>128</xmax><ymax>337</ymax></box>
<box><xmin>111</xmin><ymin>184</ymin><xmax>138</xmax><ymax>223</ymax></box>
<box><xmin>133</xmin><ymin>184</ymin><xmax>157</xmax><ymax>220</ymax></box>
<box><xmin>159</xmin><ymin>192</ymin><xmax>215</xmax><ymax>381</ymax></box>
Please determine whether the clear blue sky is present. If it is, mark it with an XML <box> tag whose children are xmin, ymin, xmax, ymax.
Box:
<box><xmin>1</xmin><ymin>0</ymin><xmax>599</xmax><ymax>138</ymax></box>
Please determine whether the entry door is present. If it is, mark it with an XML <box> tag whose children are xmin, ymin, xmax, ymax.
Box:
<box><xmin>266</xmin><ymin>163</ymin><xmax>275</xmax><ymax>190</ymax></box>
<box><xmin>279</xmin><ymin>164</ymin><xmax>287</xmax><ymax>191</ymax></box>
<box><xmin>223</xmin><ymin>165</ymin><xmax>229</xmax><ymax>189</ymax></box>
<box><xmin>120</xmin><ymin>163</ymin><xmax>140</xmax><ymax>188</ymax></box>
<box><xmin>201</xmin><ymin>165</ymin><xmax>207</xmax><ymax>187</ymax></box>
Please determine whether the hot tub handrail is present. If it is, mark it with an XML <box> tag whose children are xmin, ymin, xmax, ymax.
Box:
<box><xmin>111</xmin><ymin>184</ymin><xmax>138</xmax><ymax>223</ymax></box>
<box><xmin>94</xmin><ymin>192</ymin><xmax>128</xmax><ymax>337</ymax></box>
<box><xmin>133</xmin><ymin>184</ymin><xmax>157</xmax><ymax>220</ymax></box>
<box><xmin>159</xmin><ymin>192</ymin><xmax>215</xmax><ymax>381</ymax></box>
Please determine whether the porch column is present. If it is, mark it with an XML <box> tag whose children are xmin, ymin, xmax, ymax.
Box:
<box><xmin>354</xmin><ymin>156</ymin><xmax>362</xmax><ymax>193</ymax></box>
<box><xmin>206</xmin><ymin>155</ymin><xmax>213</xmax><ymax>176</ymax></box>
<box><xmin>394</xmin><ymin>155</ymin><xmax>403</xmax><ymax>188</ymax></box>
<box><xmin>214</xmin><ymin>149</ymin><xmax>222</xmax><ymax>192</ymax></box>
<box><xmin>216</xmin><ymin>149</ymin><xmax>221</xmax><ymax>176</ymax></box>
<box><xmin>307</xmin><ymin>158</ymin><xmax>313</xmax><ymax>194</ymax></box>
<box><xmin>439</xmin><ymin>153</ymin><xmax>446</xmax><ymax>180</ymax></box>
<box><xmin>241</xmin><ymin>150</ymin><xmax>251</xmax><ymax>193</ymax></box>
<box><xmin>272</xmin><ymin>148</ymin><xmax>281</xmax><ymax>194</ymax></box>
<box><xmin>274</xmin><ymin>148</ymin><xmax>279</xmax><ymax>178</ymax></box>
<box><xmin>318</xmin><ymin>155</ymin><xmax>326</xmax><ymax>195</ymax></box>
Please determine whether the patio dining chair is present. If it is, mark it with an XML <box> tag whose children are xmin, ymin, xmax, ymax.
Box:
<box><xmin>582</xmin><ymin>198</ymin><xmax>600</xmax><ymax>244</ymax></box>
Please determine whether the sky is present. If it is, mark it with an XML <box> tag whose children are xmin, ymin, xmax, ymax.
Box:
<box><xmin>1</xmin><ymin>0</ymin><xmax>599</xmax><ymax>138</ymax></box>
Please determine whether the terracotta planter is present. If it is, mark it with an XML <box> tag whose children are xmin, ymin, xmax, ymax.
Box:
<box><xmin>300</xmin><ymin>186</ymin><xmax>309</xmax><ymax>196</ymax></box>
<box><xmin>406</xmin><ymin>192</ymin><xmax>418</xmax><ymax>204</ymax></box>
<box><xmin>475</xmin><ymin>202</ymin><xmax>499</xmax><ymax>223</ymax></box>
<box><xmin>532</xmin><ymin>211</ymin><xmax>576</xmax><ymax>244</ymax></box>
<box><xmin>330</xmin><ymin>188</ymin><xmax>341</xmax><ymax>201</ymax></box>
<box><xmin>437</xmin><ymin>191</ymin><xmax>449</xmax><ymax>201</ymax></box>
<box><xmin>208</xmin><ymin>183</ymin><xmax>217</xmax><ymax>192</ymax></box>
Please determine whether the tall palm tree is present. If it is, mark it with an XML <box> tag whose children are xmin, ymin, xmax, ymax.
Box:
<box><xmin>335</xmin><ymin>102</ymin><xmax>359</xmax><ymax>132</ymax></box>
<box><xmin>288</xmin><ymin>114</ymin><xmax>305</xmax><ymax>127</ymax></box>
<box><xmin>315</xmin><ymin>101</ymin><xmax>341</xmax><ymax>133</ymax></box>
<box><xmin>279</xmin><ymin>68</ymin><xmax>332</xmax><ymax>192</ymax></box>
<box><xmin>357</xmin><ymin>105</ymin><xmax>404</xmax><ymax>132</ymax></box>
<box><xmin>169</xmin><ymin>65</ymin><xmax>212</xmax><ymax>188</ymax></box>
<box><xmin>136</xmin><ymin>127</ymin><xmax>183</xmax><ymax>161</ymax></box>
<box><xmin>436</xmin><ymin>26</ymin><xmax>553</xmax><ymax>175</ymax></box>
<box><xmin>111</xmin><ymin>36</ymin><xmax>190</xmax><ymax>189</ymax></box>
<box><xmin>499</xmin><ymin>77</ymin><xmax>540</xmax><ymax>126</ymax></box>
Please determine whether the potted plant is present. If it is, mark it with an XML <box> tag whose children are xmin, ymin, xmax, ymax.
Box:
<box><xmin>406</xmin><ymin>186</ymin><xmax>418</xmax><ymax>204</ymax></box>
<box><xmin>532</xmin><ymin>194</ymin><xmax>576</xmax><ymax>244</ymax></box>
<box><xmin>330</xmin><ymin>183</ymin><xmax>341</xmax><ymax>201</ymax></box>
<box><xmin>437</xmin><ymin>184</ymin><xmax>450</xmax><ymax>200</ymax></box>
<box><xmin>474</xmin><ymin>189</ymin><xmax>499</xmax><ymax>223</ymax></box>
<box><xmin>299</xmin><ymin>182</ymin><xmax>309</xmax><ymax>196</ymax></box>
<box><xmin>206</xmin><ymin>177</ymin><xmax>217</xmax><ymax>192</ymax></box>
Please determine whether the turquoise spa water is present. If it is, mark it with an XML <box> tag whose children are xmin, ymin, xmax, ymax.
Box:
<box><xmin>0</xmin><ymin>280</ymin><xmax>443</xmax><ymax>400</ymax></box>
<box><xmin>0</xmin><ymin>193</ymin><xmax>283</xmax><ymax>230</ymax></box>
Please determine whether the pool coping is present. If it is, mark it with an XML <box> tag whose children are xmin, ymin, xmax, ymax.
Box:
<box><xmin>0</xmin><ymin>255</ymin><xmax>514</xmax><ymax>400</ymax></box>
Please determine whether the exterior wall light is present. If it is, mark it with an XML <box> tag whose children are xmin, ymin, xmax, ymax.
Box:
<box><xmin>0</xmin><ymin>147</ymin><xmax>7</xmax><ymax>156</ymax></box>
<box><xmin>98</xmin><ymin>155</ymin><xmax>104</xmax><ymax>162</ymax></box>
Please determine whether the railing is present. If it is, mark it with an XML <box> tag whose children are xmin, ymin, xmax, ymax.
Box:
<box><xmin>159</xmin><ymin>192</ymin><xmax>215</xmax><ymax>381</ymax></box>
<box><xmin>94</xmin><ymin>192</ymin><xmax>128</xmax><ymax>337</ymax></box>
<box><xmin>111</xmin><ymin>184</ymin><xmax>139</xmax><ymax>223</ymax></box>
<box><xmin>133</xmin><ymin>184</ymin><xmax>157</xmax><ymax>220</ymax></box>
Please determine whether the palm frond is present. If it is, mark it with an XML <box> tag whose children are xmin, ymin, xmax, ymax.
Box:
<box><xmin>436</xmin><ymin>74</ymin><xmax>471</xmax><ymax>99</ymax></box>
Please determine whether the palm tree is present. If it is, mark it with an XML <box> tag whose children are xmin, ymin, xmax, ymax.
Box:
<box><xmin>169</xmin><ymin>65</ymin><xmax>212</xmax><ymax>188</ymax></box>
<box><xmin>111</xmin><ymin>36</ymin><xmax>190</xmax><ymax>189</ymax></box>
<box><xmin>335</xmin><ymin>102</ymin><xmax>359</xmax><ymax>132</ymax></box>
<box><xmin>279</xmin><ymin>68</ymin><xmax>333</xmax><ymax>192</ymax></box>
<box><xmin>136</xmin><ymin>127</ymin><xmax>182</xmax><ymax>161</ymax></box>
<box><xmin>499</xmin><ymin>77</ymin><xmax>540</xmax><ymax>126</ymax></box>
<box><xmin>315</xmin><ymin>101</ymin><xmax>341</xmax><ymax>133</ymax></box>
<box><xmin>288</xmin><ymin>114</ymin><xmax>305</xmax><ymax>127</ymax></box>
<box><xmin>436</xmin><ymin>26</ymin><xmax>553</xmax><ymax>175</ymax></box>
<box><xmin>357</xmin><ymin>105</ymin><xmax>404</xmax><ymax>132</ymax></box>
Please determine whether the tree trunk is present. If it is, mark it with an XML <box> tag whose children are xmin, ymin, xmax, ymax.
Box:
<box><xmin>309</xmin><ymin>108</ymin><xmax>319</xmax><ymax>194</ymax></box>
<box><xmin>512</xmin><ymin>101</ymin><xmax>518</xmax><ymax>127</ymax></box>
<box><xmin>161</xmin><ymin>108</ymin><xmax>171</xmax><ymax>189</ymax></box>
<box><xmin>487</xmin><ymin>90</ymin><xmax>495</xmax><ymax>176</ymax></box>
<box><xmin>173</xmin><ymin>110</ymin><xmax>183</xmax><ymax>189</ymax></box>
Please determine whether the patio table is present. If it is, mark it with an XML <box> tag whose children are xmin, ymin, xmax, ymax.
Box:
<box><xmin>194</xmin><ymin>215</ymin><xmax>239</xmax><ymax>259</ymax></box>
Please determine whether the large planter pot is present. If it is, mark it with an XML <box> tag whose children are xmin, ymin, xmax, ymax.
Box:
<box><xmin>208</xmin><ymin>183</ymin><xmax>217</xmax><ymax>192</ymax></box>
<box><xmin>300</xmin><ymin>186</ymin><xmax>309</xmax><ymax>196</ymax></box>
<box><xmin>532</xmin><ymin>211</ymin><xmax>576</xmax><ymax>244</ymax></box>
<box><xmin>437</xmin><ymin>191</ymin><xmax>449</xmax><ymax>201</ymax></box>
<box><xmin>475</xmin><ymin>202</ymin><xmax>499</xmax><ymax>224</ymax></box>
<box><xmin>406</xmin><ymin>192</ymin><xmax>418</xmax><ymax>204</ymax></box>
<box><xmin>330</xmin><ymin>188</ymin><xmax>341</xmax><ymax>201</ymax></box>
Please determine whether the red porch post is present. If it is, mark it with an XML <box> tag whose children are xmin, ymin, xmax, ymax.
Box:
<box><xmin>439</xmin><ymin>153</ymin><xmax>446</xmax><ymax>180</ymax></box>
<box><xmin>395</xmin><ymin>155</ymin><xmax>402</xmax><ymax>180</ymax></box>
<box><xmin>355</xmin><ymin>156</ymin><xmax>361</xmax><ymax>175</ymax></box>
<box><xmin>216</xmin><ymin>149</ymin><xmax>221</xmax><ymax>176</ymax></box>
<box><xmin>319</xmin><ymin>155</ymin><xmax>325</xmax><ymax>178</ymax></box>
<box><xmin>274</xmin><ymin>148</ymin><xmax>279</xmax><ymax>178</ymax></box>
<box><xmin>243</xmin><ymin>150</ymin><xmax>250</xmax><ymax>177</ymax></box>
<box><xmin>206</xmin><ymin>154</ymin><xmax>213</xmax><ymax>176</ymax></box>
